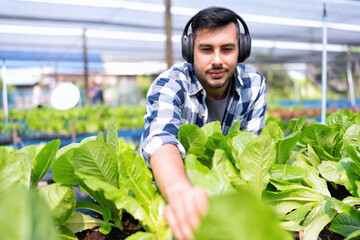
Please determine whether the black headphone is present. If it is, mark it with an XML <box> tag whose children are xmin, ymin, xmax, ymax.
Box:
<box><xmin>181</xmin><ymin>7</ymin><xmax>251</xmax><ymax>64</ymax></box>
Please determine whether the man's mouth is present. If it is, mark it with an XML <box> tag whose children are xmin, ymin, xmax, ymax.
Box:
<box><xmin>209</xmin><ymin>70</ymin><xmax>226</xmax><ymax>79</ymax></box>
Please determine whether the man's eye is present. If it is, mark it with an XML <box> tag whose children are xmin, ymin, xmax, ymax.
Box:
<box><xmin>200</xmin><ymin>48</ymin><xmax>212</xmax><ymax>53</ymax></box>
<box><xmin>223</xmin><ymin>48</ymin><xmax>234</xmax><ymax>53</ymax></box>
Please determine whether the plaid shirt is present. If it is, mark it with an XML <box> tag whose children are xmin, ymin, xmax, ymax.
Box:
<box><xmin>140</xmin><ymin>62</ymin><xmax>266</xmax><ymax>163</ymax></box>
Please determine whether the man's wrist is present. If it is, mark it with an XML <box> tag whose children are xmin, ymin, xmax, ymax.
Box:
<box><xmin>165</xmin><ymin>181</ymin><xmax>193</xmax><ymax>202</ymax></box>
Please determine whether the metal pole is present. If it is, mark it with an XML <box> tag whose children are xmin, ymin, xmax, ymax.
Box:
<box><xmin>83</xmin><ymin>28</ymin><xmax>89</xmax><ymax>106</ymax></box>
<box><xmin>347</xmin><ymin>48</ymin><xmax>356</xmax><ymax>108</ymax></box>
<box><xmin>294</xmin><ymin>80</ymin><xmax>300</xmax><ymax>105</ymax></box>
<box><xmin>1</xmin><ymin>58</ymin><xmax>9</xmax><ymax>124</ymax></box>
<box><xmin>321</xmin><ymin>4</ymin><xmax>327</xmax><ymax>124</ymax></box>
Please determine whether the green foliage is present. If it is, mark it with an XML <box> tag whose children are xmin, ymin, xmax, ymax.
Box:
<box><xmin>2</xmin><ymin>105</ymin><xmax>145</xmax><ymax>136</ymax></box>
<box><xmin>178</xmin><ymin>110</ymin><xmax>360</xmax><ymax>240</ymax></box>
<box><xmin>5</xmin><ymin>110</ymin><xmax>360</xmax><ymax>239</ymax></box>
<box><xmin>0</xmin><ymin>189</ymin><xmax>60</xmax><ymax>240</ymax></box>
<box><xmin>52</xmin><ymin>119</ymin><xmax>171</xmax><ymax>239</ymax></box>
<box><xmin>0</xmin><ymin>141</ymin><xmax>76</xmax><ymax>240</ymax></box>
<box><xmin>196</xmin><ymin>190</ymin><xmax>293</xmax><ymax>240</ymax></box>
<box><xmin>0</xmin><ymin>139</ymin><xmax>60</xmax><ymax>191</ymax></box>
<box><xmin>38</xmin><ymin>183</ymin><xmax>76</xmax><ymax>226</ymax></box>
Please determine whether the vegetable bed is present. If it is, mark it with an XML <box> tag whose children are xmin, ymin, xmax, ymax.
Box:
<box><xmin>2</xmin><ymin>110</ymin><xmax>360</xmax><ymax>240</ymax></box>
<box><xmin>0</xmin><ymin>105</ymin><xmax>145</xmax><ymax>145</ymax></box>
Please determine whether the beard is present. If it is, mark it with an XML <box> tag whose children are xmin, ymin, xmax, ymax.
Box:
<box><xmin>194</xmin><ymin>65</ymin><xmax>233</xmax><ymax>89</ymax></box>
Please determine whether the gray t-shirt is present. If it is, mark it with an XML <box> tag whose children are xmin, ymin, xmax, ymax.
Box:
<box><xmin>206</xmin><ymin>93</ymin><xmax>229</xmax><ymax>123</ymax></box>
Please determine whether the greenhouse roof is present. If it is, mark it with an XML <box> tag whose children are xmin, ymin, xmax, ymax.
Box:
<box><xmin>1</xmin><ymin>0</ymin><xmax>360</xmax><ymax>74</ymax></box>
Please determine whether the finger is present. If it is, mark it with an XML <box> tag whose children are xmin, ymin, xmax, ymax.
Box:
<box><xmin>183</xmin><ymin>192</ymin><xmax>201</xmax><ymax>232</ymax></box>
<box><xmin>188</xmin><ymin>188</ymin><xmax>209</xmax><ymax>233</ymax></box>
<box><xmin>165</xmin><ymin>203</ymin><xmax>194</xmax><ymax>240</ymax></box>
<box><xmin>164</xmin><ymin>205</ymin><xmax>183</xmax><ymax>240</ymax></box>
<box><xmin>193</xmin><ymin>187</ymin><xmax>209</xmax><ymax>217</ymax></box>
<box><xmin>172</xmin><ymin>198</ymin><xmax>196</xmax><ymax>240</ymax></box>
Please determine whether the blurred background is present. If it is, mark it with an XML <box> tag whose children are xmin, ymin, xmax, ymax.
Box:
<box><xmin>1</xmin><ymin>0</ymin><xmax>360</xmax><ymax>146</ymax></box>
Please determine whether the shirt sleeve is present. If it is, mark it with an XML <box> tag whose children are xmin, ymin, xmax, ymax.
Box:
<box><xmin>240</xmin><ymin>72</ymin><xmax>267</xmax><ymax>135</ymax></box>
<box><xmin>140</xmin><ymin>76</ymin><xmax>186</xmax><ymax>165</ymax></box>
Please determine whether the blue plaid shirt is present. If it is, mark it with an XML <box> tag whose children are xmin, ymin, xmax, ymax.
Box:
<box><xmin>140</xmin><ymin>62</ymin><xmax>266</xmax><ymax>163</ymax></box>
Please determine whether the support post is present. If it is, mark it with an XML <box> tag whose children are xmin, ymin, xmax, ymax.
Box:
<box><xmin>1</xmin><ymin>58</ymin><xmax>9</xmax><ymax>124</ymax></box>
<box><xmin>71</xmin><ymin>118</ymin><xmax>76</xmax><ymax>143</ymax></box>
<box><xmin>83</xmin><ymin>28</ymin><xmax>89</xmax><ymax>106</ymax></box>
<box><xmin>347</xmin><ymin>47</ymin><xmax>356</xmax><ymax>108</ymax></box>
<box><xmin>355</xmin><ymin>59</ymin><xmax>359</xmax><ymax>98</ymax></box>
<box><xmin>321</xmin><ymin>4</ymin><xmax>327</xmax><ymax>124</ymax></box>
<box><xmin>165</xmin><ymin>0</ymin><xmax>173</xmax><ymax>68</ymax></box>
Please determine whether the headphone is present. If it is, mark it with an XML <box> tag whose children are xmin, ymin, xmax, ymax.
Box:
<box><xmin>181</xmin><ymin>7</ymin><xmax>251</xmax><ymax>64</ymax></box>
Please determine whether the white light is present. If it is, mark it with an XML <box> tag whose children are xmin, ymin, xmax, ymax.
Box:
<box><xmin>0</xmin><ymin>24</ymin><xmax>82</xmax><ymax>36</ymax></box>
<box><xmin>21</xmin><ymin>0</ymin><xmax>164</xmax><ymax>12</ymax></box>
<box><xmin>329</xmin><ymin>22</ymin><xmax>360</xmax><ymax>32</ymax></box>
<box><xmin>86</xmin><ymin>30</ymin><xmax>166</xmax><ymax>42</ymax></box>
<box><xmin>253</xmin><ymin>39</ymin><xmax>347</xmax><ymax>52</ymax></box>
<box><xmin>50</xmin><ymin>83</ymin><xmax>80</xmax><ymax>110</ymax></box>
<box><xmin>21</xmin><ymin>0</ymin><xmax>360</xmax><ymax>33</ymax></box>
<box><xmin>0</xmin><ymin>22</ymin><xmax>349</xmax><ymax>52</ymax></box>
<box><xmin>171</xmin><ymin>6</ymin><xmax>198</xmax><ymax>16</ymax></box>
<box><xmin>242</xmin><ymin>14</ymin><xmax>323</xmax><ymax>28</ymax></box>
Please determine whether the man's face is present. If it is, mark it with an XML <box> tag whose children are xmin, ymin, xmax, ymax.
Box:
<box><xmin>193</xmin><ymin>22</ymin><xmax>239</xmax><ymax>99</ymax></box>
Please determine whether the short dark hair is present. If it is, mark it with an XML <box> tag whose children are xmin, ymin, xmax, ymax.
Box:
<box><xmin>191</xmin><ymin>7</ymin><xmax>240</xmax><ymax>40</ymax></box>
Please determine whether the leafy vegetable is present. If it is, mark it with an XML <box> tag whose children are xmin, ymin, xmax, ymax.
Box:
<box><xmin>196</xmin><ymin>190</ymin><xmax>293</xmax><ymax>240</ymax></box>
<box><xmin>52</xmin><ymin>119</ymin><xmax>171</xmax><ymax>238</ymax></box>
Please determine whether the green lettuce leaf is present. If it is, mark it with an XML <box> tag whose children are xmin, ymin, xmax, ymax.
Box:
<box><xmin>275</xmin><ymin>132</ymin><xmax>301</xmax><ymax>164</ymax></box>
<box><xmin>178</xmin><ymin>124</ymin><xmax>206</xmax><ymax>157</ymax></box>
<box><xmin>195</xmin><ymin>190</ymin><xmax>293</xmax><ymax>240</ymax></box>
<box><xmin>270</xmin><ymin>164</ymin><xmax>305</xmax><ymax>183</ymax></box>
<box><xmin>118</xmin><ymin>151</ymin><xmax>157</xmax><ymax>208</ymax></box>
<box><xmin>38</xmin><ymin>183</ymin><xmax>76</xmax><ymax>226</ymax></box>
<box><xmin>237</xmin><ymin>134</ymin><xmax>276</xmax><ymax>199</ymax></box>
<box><xmin>185</xmin><ymin>154</ymin><xmax>210</xmax><ymax>186</ymax></box>
<box><xmin>0</xmin><ymin>189</ymin><xmax>59</xmax><ymax>240</ymax></box>
<box><xmin>292</xmin><ymin>154</ymin><xmax>330</xmax><ymax>196</ymax></box>
<box><xmin>31</xmin><ymin>139</ymin><xmax>60</xmax><ymax>188</ymax></box>
<box><xmin>106</xmin><ymin>117</ymin><xmax>119</xmax><ymax>154</ymax></box>
<box><xmin>64</xmin><ymin>211</ymin><xmax>107</xmax><ymax>234</ymax></box>
<box><xmin>201</xmin><ymin>121</ymin><xmax>222</xmax><ymax>138</ymax></box>
<box><xmin>300</xmin><ymin>124</ymin><xmax>338</xmax><ymax>157</ymax></box>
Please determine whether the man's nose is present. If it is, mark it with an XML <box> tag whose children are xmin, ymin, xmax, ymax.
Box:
<box><xmin>211</xmin><ymin>51</ymin><xmax>223</xmax><ymax>66</ymax></box>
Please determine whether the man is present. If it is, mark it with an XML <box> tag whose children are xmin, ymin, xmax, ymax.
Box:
<box><xmin>140</xmin><ymin>7</ymin><xmax>266</xmax><ymax>240</ymax></box>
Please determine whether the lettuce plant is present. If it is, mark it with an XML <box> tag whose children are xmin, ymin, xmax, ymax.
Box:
<box><xmin>0</xmin><ymin>189</ymin><xmax>60</xmax><ymax>240</ymax></box>
<box><xmin>0</xmin><ymin>139</ymin><xmax>60</xmax><ymax>192</ymax></box>
<box><xmin>0</xmin><ymin>140</ymin><xmax>72</xmax><ymax>240</ymax></box>
<box><xmin>51</xmin><ymin>118</ymin><xmax>171</xmax><ymax>239</ymax></box>
<box><xmin>178</xmin><ymin>111</ymin><xmax>360</xmax><ymax>240</ymax></box>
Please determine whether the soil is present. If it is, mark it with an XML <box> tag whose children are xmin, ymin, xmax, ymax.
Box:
<box><xmin>76</xmin><ymin>216</ymin><xmax>345</xmax><ymax>240</ymax></box>
<box><xmin>76</xmin><ymin>212</ymin><xmax>144</xmax><ymax>240</ymax></box>
<box><xmin>77</xmin><ymin>225</ymin><xmax>345</xmax><ymax>240</ymax></box>
<box><xmin>293</xmin><ymin>226</ymin><xmax>344</xmax><ymax>240</ymax></box>
<box><xmin>75</xmin><ymin>183</ymin><xmax>351</xmax><ymax>240</ymax></box>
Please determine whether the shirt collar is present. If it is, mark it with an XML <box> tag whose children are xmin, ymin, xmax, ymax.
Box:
<box><xmin>234</xmin><ymin>64</ymin><xmax>245</xmax><ymax>96</ymax></box>
<box><xmin>185</xmin><ymin>63</ymin><xmax>205</xmax><ymax>96</ymax></box>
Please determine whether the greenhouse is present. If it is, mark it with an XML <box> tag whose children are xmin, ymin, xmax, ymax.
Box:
<box><xmin>1</xmin><ymin>0</ymin><xmax>360</xmax><ymax>240</ymax></box>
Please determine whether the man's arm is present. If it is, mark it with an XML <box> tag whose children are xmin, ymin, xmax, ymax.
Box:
<box><xmin>150</xmin><ymin>144</ymin><xmax>208</xmax><ymax>240</ymax></box>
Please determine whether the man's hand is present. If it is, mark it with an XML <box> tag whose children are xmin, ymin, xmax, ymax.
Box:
<box><xmin>150</xmin><ymin>144</ymin><xmax>209</xmax><ymax>240</ymax></box>
<box><xmin>164</xmin><ymin>185</ymin><xmax>208</xmax><ymax>240</ymax></box>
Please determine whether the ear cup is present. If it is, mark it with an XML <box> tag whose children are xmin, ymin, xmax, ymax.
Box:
<box><xmin>181</xmin><ymin>33</ymin><xmax>194</xmax><ymax>63</ymax></box>
<box><xmin>239</xmin><ymin>33</ymin><xmax>251</xmax><ymax>62</ymax></box>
